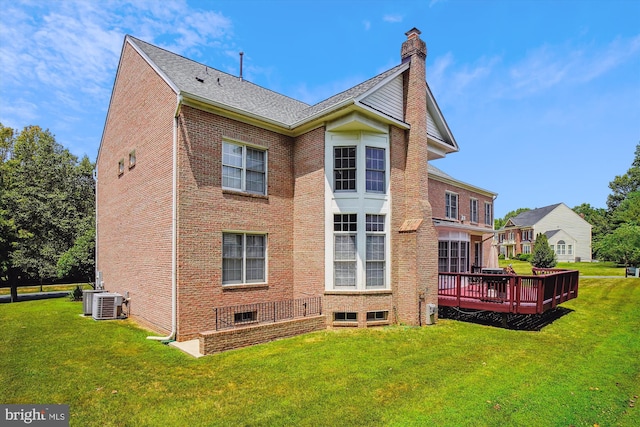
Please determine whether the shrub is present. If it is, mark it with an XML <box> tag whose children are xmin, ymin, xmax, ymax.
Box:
<box><xmin>517</xmin><ymin>253</ymin><xmax>532</xmax><ymax>262</ymax></box>
<box><xmin>69</xmin><ymin>285</ymin><xmax>83</xmax><ymax>301</ymax></box>
<box><xmin>531</xmin><ymin>233</ymin><xmax>557</xmax><ymax>268</ymax></box>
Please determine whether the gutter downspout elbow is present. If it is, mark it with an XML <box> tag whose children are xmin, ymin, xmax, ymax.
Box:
<box><xmin>147</xmin><ymin>94</ymin><xmax>181</xmax><ymax>341</ymax></box>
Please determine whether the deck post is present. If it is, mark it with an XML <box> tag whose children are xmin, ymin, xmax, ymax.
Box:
<box><xmin>537</xmin><ymin>278</ymin><xmax>544</xmax><ymax>313</ymax></box>
<box><xmin>456</xmin><ymin>274</ymin><xmax>461</xmax><ymax>307</ymax></box>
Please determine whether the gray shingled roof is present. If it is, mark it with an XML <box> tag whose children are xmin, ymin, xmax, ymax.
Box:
<box><xmin>129</xmin><ymin>36</ymin><xmax>407</xmax><ymax>128</ymax></box>
<box><xmin>130</xmin><ymin>37</ymin><xmax>309</xmax><ymax>125</ymax></box>
<box><xmin>427</xmin><ymin>163</ymin><xmax>455</xmax><ymax>180</ymax></box>
<box><xmin>508</xmin><ymin>203</ymin><xmax>562</xmax><ymax>227</ymax></box>
<box><xmin>545</xmin><ymin>229</ymin><xmax>562</xmax><ymax>239</ymax></box>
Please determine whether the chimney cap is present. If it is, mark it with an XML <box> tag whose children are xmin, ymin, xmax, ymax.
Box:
<box><xmin>405</xmin><ymin>27</ymin><xmax>422</xmax><ymax>39</ymax></box>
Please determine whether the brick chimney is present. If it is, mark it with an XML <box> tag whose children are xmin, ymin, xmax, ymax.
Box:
<box><xmin>395</xmin><ymin>28</ymin><xmax>439</xmax><ymax>327</ymax></box>
<box><xmin>401</xmin><ymin>27</ymin><xmax>427</xmax><ymax>63</ymax></box>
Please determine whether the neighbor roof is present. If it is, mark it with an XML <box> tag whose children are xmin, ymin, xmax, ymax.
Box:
<box><xmin>506</xmin><ymin>203</ymin><xmax>563</xmax><ymax>227</ymax></box>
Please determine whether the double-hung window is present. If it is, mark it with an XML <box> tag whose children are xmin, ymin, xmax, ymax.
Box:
<box><xmin>222</xmin><ymin>233</ymin><xmax>266</xmax><ymax>284</ymax></box>
<box><xmin>366</xmin><ymin>214</ymin><xmax>385</xmax><ymax>288</ymax></box>
<box><xmin>484</xmin><ymin>202</ymin><xmax>493</xmax><ymax>226</ymax></box>
<box><xmin>470</xmin><ymin>198</ymin><xmax>478</xmax><ymax>223</ymax></box>
<box><xmin>365</xmin><ymin>147</ymin><xmax>385</xmax><ymax>193</ymax></box>
<box><xmin>445</xmin><ymin>192</ymin><xmax>458</xmax><ymax>220</ymax></box>
<box><xmin>222</xmin><ymin>141</ymin><xmax>266</xmax><ymax>195</ymax></box>
<box><xmin>334</xmin><ymin>214</ymin><xmax>357</xmax><ymax>287</ymax></box>
<box><xmin>438</xmin><ymin>239</ymin><xmax>470</xmax><ymax>273</ymax></box>
<box><xmin>334</xmin><ymin>147</ymin><xmax>356</xmax><ymax>191</ymax></box>
<box><xmin>556</xmin><ymin>240</ymin><xmax>566</xmax><ymax>255</ymax></box>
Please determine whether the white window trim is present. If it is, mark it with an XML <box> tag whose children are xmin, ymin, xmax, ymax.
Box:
<box><xmin>470</xmin><ymin>198</ymin><xmax>478</xmax><ymax>223</ymax></box>
<box><xmin>445</xmin><ymin>191</ymin><xmax>459</xmax><ymax>220</ymax></box>
<box><xmin>325</xmin><ymin>131</ymin><xmax>391</xmax><ymax>291</ymax></box>
<box><xmin>222</xmin><ymin>231</ymin><xmax>268</xmax><ymax>285</ymax></box>
<box><xmin>222</xmin><ymin>140</ymin><xmax>268</xmax><ymax>195</ymax></box>
<box><xmin>484</xmin><ymin>202</ymin><xmax>493</xmax><ymax>226</ymax></box>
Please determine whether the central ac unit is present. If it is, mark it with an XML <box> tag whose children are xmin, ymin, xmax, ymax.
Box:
<box><xmin>92</xmin><ymin>293</ymin><xmax>123</xmax><ymax>320</ymax></box>
<box><xmin>83</xmin><ymin>289</ymin><xmax>106</xmax><ymax>316</ymax></box>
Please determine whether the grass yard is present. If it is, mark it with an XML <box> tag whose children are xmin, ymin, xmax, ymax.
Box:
<box><xmin>1</xmin><ymin>278</ymin><xmax>638</xmax><ymax>426</ymax></box>
<box><xmin>499</xmin><ymin>259</ymin><xmax>624</xmax><ymax>276</ymax></box>
<box><xmin>0</xmin><ymin>283</ymin><xmax>93</xmax><ymax>296</ymax></box>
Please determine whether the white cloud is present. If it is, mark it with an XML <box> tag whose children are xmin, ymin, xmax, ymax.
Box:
<box><xmin>383</xmin><ymin>14</ymin><xmax>403</xmax><ymax>23</ymax></box>
<box><xmin>0</xmin><ymin>0</ymin><xmax>234</xmax><ymax>148</ymax></box>
<box><xmin>506</xmin><ymin>35</ymin><xmax>640</xmax><ymax>97</ymax></box>
<box><xmin>363</xmin><ymin>20</ymin><xmax>371</xmax><ymax>31</ymax></box>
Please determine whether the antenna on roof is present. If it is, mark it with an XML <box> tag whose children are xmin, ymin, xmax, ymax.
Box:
<box><xmin>239</xmin><ymin>52</ymin><xmax>244</xmax><ymax>81</ymax></box>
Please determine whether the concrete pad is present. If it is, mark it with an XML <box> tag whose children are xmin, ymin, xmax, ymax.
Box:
<box><xmin>169</xmin><ymin>339</ymin><xmax>204</xmax><ymax>358</ymax></box>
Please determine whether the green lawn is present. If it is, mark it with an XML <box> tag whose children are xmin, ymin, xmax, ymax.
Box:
<box><xmin>1</xmin><ymin>278</ymin><xmax>639</xmax><ymax>426</ymax></box>
<box><xmin>499</xmin><ymin>259</ymin><xmax>625</xmax><ymax>276</ymax></box>
<box><xmin>0</xmin><ymin>283</ymin><xmax>93</xmax><ymax>296</ymax></box>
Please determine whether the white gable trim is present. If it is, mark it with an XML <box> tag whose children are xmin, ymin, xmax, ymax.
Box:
<box><xmin>126</xmin><ymin>36</ymin><xmax>180</xmax><ymax>95</ymax></box>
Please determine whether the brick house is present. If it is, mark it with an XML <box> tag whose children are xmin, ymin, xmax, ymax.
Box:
<box><xmin>96</xmin><ymin>28</ymin><xmax>497</xmax><ymax>347</ymax></box>
<box><xmin>428</xmin><ymin>164</ymin><xmax>497</xmax><ymax>273</ymax></box>
<box><xmin>497</xmin><ymin>203</ymin><xmax>592</xmax><ymax>262</ymax></box>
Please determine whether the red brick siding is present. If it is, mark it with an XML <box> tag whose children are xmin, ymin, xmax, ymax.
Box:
<box><xmin>394</xmin><ymin>41</ymin><xmax>439</xmax><ymax>326</ymax></box>
<box><xmin>428</xmin><ymin>178</ymin><xmax>494</xmax><ymax>226</ymax></box>
<box><xmin>96</xmin><ymin>41</ymin><xmax>175</xmax><ymax>334</ymax></box>
<box><xmin>324</xmin><ymin>292</ymin><xmax>394</xmax><ymax>327</ymax></box>
<box><xmin>292</xmin><ymin>127</ymin><xmax>326</xmax><ymax>299</ymax></box>
<box><xmin>175</xmin><ymin>105</ymin><xmax>295</xmax><ymax>340</ymax></box>
<box><xmin>199</xmin><ymin>315</ymin><xmax>326</xmax><ymax>354</ymax></box>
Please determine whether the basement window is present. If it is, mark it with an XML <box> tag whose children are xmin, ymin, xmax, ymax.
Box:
<box><xmin>366</xmin><ymin>311</ymin><xmax>388</xmax><ymax>322</ymax></box>
<box><xmin>234</xmin><ymin>310</ymin><xmax>257</xmax><ymax>324</ymax></box>
<box><xmin>333</xmin><ymin>312</ymin><xmax>357</xmax><ymax>322</ymax></box>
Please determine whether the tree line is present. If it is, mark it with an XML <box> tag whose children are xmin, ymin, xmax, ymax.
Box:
<box><xmin>495</xmin><ymin>143</ymin><xmax>640</xmax><ymax>266</ymax></box>
<box><xmin>1</xmin><ymin>124</ymin><xmax>95</xmax><ymax>299</ymax></box>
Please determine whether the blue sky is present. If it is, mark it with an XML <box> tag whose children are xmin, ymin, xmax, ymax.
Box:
<box><xmin>1</xmin><ymin>0</ymin><xmax>638</xmax><ymax>218</ymax></box>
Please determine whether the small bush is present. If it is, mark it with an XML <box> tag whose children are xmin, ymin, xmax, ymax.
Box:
<box><xmin>498</xmin><ymin>254</ymin><xmax>505</xmax><ymax>260</ymax></box>
<box><xmin>69</xmin><ymin>285</ymin><xmax>83</xmax><ymax>301</ymax></box>
<box><xmin>517</xmin><ymin>253</ymin><xmax>532</xmax><ymax>262</ymax></box>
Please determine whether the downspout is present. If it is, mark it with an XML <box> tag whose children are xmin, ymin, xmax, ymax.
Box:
<box><xmin>93</xmin><ymin>169</ymin><xmax>101</xmax><ymax>289</ymax></box>
<box><xmin>147</xmin><ymin>94</ymin><xmax>182</xmax><ymax>341</ymax></box>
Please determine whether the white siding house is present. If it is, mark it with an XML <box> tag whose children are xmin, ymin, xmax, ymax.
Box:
<box><xmin>498</xmin><ymin>203</ymin><xmax>592</xmax><ymax>262</ymax></box>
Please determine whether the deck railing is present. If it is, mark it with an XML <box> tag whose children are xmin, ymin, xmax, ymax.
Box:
<box><xmin>213</xmin><ymin>296</ymin><xmax>323</xmax><ymax>331</ymax></box>
<box><xmin>438</xmin><ymin>269</ymin><xmax>578</xmax><ymax>315</ymax></box>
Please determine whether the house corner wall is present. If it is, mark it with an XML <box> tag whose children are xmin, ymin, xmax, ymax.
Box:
<box><xmin>292</xmin><ymin>127</ymin><xmax>326</xmax><ymax>299</ymax></box>
<box><xmin>96</xmin><ymin>42</ymin><xmax>175</xmax><ymax>335</ymax></box>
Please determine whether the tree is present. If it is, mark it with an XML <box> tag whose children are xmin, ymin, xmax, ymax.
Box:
<box><xmin>597</xmin><ymin>224</ymin><xmax>640</xmax><ymax>267</ymax></box>
<box><xmin>612</xmin><ymin>191</ymin><xmax>640</xmax><ymax>226</ymax></box>
<box><xmin>1</xmin><ymin>124</ymin><xmax>95</xmax><ymax>290</ymax></box>
<box><xmin>494</xmin><ymin>207</ymin><xmax>531</xmax><ymax>230</ymax></box>
<box><xmin>607</xmin><ymin>143</ymin><xmax>640</xmax><ymax>211</ymax></box>
<box><xmin>57</xmin><ymin>217</ymin><xmax>95</xmax><ymax>282</ymax></box>
<box><xmin>531</xmin><ymin>233</ymin><xmax>557</xmax><ymax>268</ymax></box>
<box><xmin>0</xmin><ymin>124</ymin><xmax>17</xmax><ymax>290</ymax></box>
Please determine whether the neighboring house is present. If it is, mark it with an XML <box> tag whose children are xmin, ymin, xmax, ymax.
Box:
<box><xmin>428</xmin><ymin>164</ymin><xmax>497</xmax><ymax>272</ymax></box>
<box><xmin>96</xmin><ymin>28</ymin><xmax>495</xmax><ymax>345</ymax></box>
<box><xmin>497</xmin><ymin>203</ymin><xmax>592</xmax><ymax>262</ymax></box>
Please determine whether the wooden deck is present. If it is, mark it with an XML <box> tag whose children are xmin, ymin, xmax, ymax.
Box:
<box><xmin>438</xmin><ymin>269</ymin><xmax>579</xmax><ymax>315</ymax></box>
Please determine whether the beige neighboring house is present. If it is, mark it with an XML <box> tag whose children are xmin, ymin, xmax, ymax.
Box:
<box><xmin>497</xmin><ymin>203</ymin><xmax>592</xmax><ymax>262</ymax></box>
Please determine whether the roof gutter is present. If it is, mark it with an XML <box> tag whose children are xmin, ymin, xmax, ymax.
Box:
<box><xmin>147</xmin><ymin>93</ymin><xmax>182</xmax><ymax>341</ymax></box>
